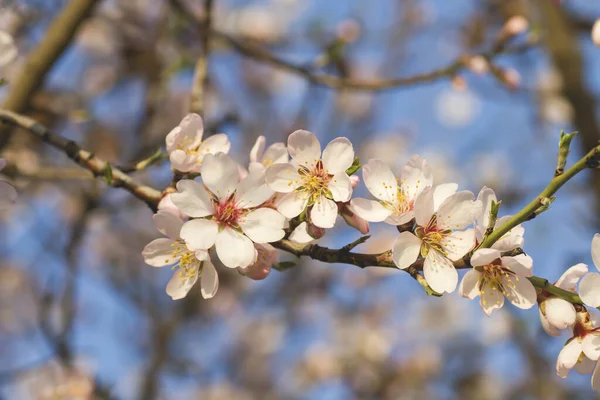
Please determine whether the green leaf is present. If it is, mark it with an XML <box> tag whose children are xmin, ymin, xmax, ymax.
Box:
<box><xmin>103</xmin><ymin>162</ymin><xmax>113</xmax><ymax>185</ymax></box>
<box><xmin>273</xmin><ymin>261</ymin><xmax>297</xmax><ymax>271</ymax></box>
<box><xmin>345</xmin><ymin>156</ymin><xmax>362</xmax><ymax>176</ymax></box>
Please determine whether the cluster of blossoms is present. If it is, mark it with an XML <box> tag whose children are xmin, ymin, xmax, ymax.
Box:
<box><xmin>142</xmin><ymin>114</ymin><xmax>600</xmax><ymax>392</ymax></box>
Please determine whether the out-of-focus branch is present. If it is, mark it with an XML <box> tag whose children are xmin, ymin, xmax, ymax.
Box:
<box><xmin>0</xmin><ymin>0</ymin><xmax>99</xmax><ymax>148</ymax></box>
<box><xmin>0</xmin><ymin>109</ymin><xmax>162</xmax><ymax>209</ymax></box>
<box><xmin>189</xmin><ymin>0</ymin><xmax>215</xmax><ymax>116</ymax></box>
<box><xmin>169</xmin><ymin>0</ymin><xmax>531</xmax><ymax>92</ymax></box>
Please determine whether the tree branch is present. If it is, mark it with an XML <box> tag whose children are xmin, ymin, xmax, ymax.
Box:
<box><xmin>189</xmin><ymin>0</ymin><xmax>215</xmax><ymax>116</ymax></box>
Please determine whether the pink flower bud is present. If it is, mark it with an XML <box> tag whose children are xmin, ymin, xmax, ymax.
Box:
<box><xmin>158</xmin><ymin>193</ymin><xmax>186</xmax><ymax>220</ymax></box>
<box><xmin>592</xmin><ymin>18</ymin><xmax>600</xmax><ymax>46</ymax></box>
<box><xmin>238</xmin><ymin>243</ymin><xmax>277</xmax><ymax>280</ymax></box>
<box><xmin>307</xmin><ymin>222</ymin><xmax>326</xmax><ymax>239</ymax></box>
<box><xmin>340</xmin><ymin>203</ymin><xmax>370</xmax><ymax>234</ymax></box>
<box><xmin>503</xmin><ymin>16</ymin><xmax>528</xmax><ymax>37</ymax></box>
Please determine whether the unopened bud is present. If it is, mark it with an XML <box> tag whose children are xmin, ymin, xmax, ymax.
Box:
<box><xmin>451</xmin><ymin>76</ymin><xmax>467</xmax><ymax>91</ymax></box>
<box><xmin>238</xmin><ymin>243</ymin><xmax>277</xmax><ymax>280</ymax></box>
<box><xmin>502</xmin><ymin>68</ymin><xmax>520</xmax><ymax>90</ymax></box>
<box><xmin>503</xmin><ymin>16</ymin><xmax>528</xmax><ymax>37</ymax></box>
<box><xmin>592</xmin><ymin>18</ymin><xmax>600</xmax><ymax>46</ymax></box>
<box><xmin>467</xmin><ymin>55</ymin><xmax>489</xmax><ymax>75</ymax></box>
<box><xmin>349</xmin><ymin>175</ymin><xmax>360</xmax><ymax>189</ymax></box>
<box><xmin>158</xmin><ymin>193</ymin><xmax>186</xmax><ymax>220</ymax></box>
<box><xmin>340</xmin><ymin>203</ymin><xmax>370</xmax><ymax>234</ymax></box>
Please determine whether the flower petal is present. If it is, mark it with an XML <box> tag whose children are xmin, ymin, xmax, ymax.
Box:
<box><xmin>539</xmin><ymin>308</ymin><xmax>561</xmax><ymax>337</ymax></box>
<box><xmin>0</xmin><ymin>31</ymin><xmax>17</xmax><ymax>68</ymax></box>
<box><xmin>328</xmin><ymin>171</ymin><xmax>353</xmax><ymax>202</ymax></box>
<box><xmin>479</xmin><ymin>284</ymin><xmax>505</xmax><ymax>316</ymax></box>
<box><xmin>201</xmin><ymin>153</ymin><xmax>239</xmax><ymax>201</ymax></box>
<box><xmin>215</xmin><ymin>227</ymin><xmax>256</xmax><ymax>268</ymax></box>
<box><xmin>441</xmin><ymin>228</ymin><xmax>475</xmax><ymax>261</ymax></box>
<box><xmin>322</xmin><ymin>137</ymin><xmax>354</xmax><ymax>173</ymax></box>
<box><xmin>593</xmin><ymin>233</ymin><xmax>600</xmax><ymax>272</ymax></box>
<box><xmin>0</xmin><ymin>181</ymin><xmax>17</xmax><ymax>210</ymax></box>
<box><xmin>582</xmin><ymin>333</ymin><xmax>600</xmax><ymax>361</ymax></box>
<box><xmin>459</xmin><ymin>269</ymin><xmax>482</xmax><ymax>299</ymax></box>
<box><xmin>350</xmin><ymin>198</ymin><xmax>392</xmax><ymax>222</ymax></box>
<box><xmin>544</xmin><ymin>298</ymin><xmax>576</xmax><ymax>330</ymax></box>
<box><xmin>142</xmin><ymin>238</ymin><xmax>179</xmax><ymax>267</ymax></box>
<box><xmin>197</xmin><ymin>133</ymin><xmax>231</xmax><ymax>160</ymax></box>
<box><xmin>470</xmin><ymin>248</ymin><xmax>502</xmax><ymax>267</ymax></box>
<box><xmin>288</xmin><ymin>130</ymin><xmax>321</xmax><ymax>168</ymax></box>
<box><xmin>289</xmin><ymin>221</ymin><xmax>317</xmax><ymax>243</ymax></box>
<box><xmin>262</xmin><ymin>142</ymin><xmax>288</xmax><ymax>165</ymax></box>
<box><xmin>166</xmin><ymin>113</ymin><xmax>204</xmax><ymax>153</ymax></box>
<box><xmin>504</xmin><ymin>275</ymin><xmax>537</xmax><ymax>310</ymax></box>
<box><xmin>423</xmin><ymin>250</ymin><xmax>458</xmax><ymax>294</ymax></box>
<box><xmin>476</xmin><ymin>186</ymin><xmax>497</xmax><ymax>231</ymax></box>
<box><xmin>179</xmin><ymin>219</ymin><xmax>219</xmax><ymax>250</ymax></box>
<box><xmin>433</xmin><ymin>183</ymin><xmax>458</xmax><ymax>211</ymax></box>
<box><xmin>152</xmin><ymin>210</ymin><xmax>184</xmax><ymax>240</ymax></box>
<box><xmin>575</xmin><ymin>356</ymin><xmax>596</xmax><ymax>375</ymax></box>
<box><xmin>414</xmin><ymin>186</ymin><xmax>434</xmax><ymax>227</ymax></box>
<box><xmin>277</xmin><ymin>191</ymin><xmax>309</xmax><ymax>218</ymax></box>
<box><xmin>362</xmin><ymin>159</ymin><xmax>397</xmax><ymax>203</ymax></box>
<box><xmin>171</xmin><ymin>179</ymin><xmax>214</xmax><ymax>218</ymax></box>
<box><xmin>580</xmin><ymin>272</ymin><xmax>600</xmax><ymax>308</ymax></box>
<box><xmin>491</xmin><ymin>215</ymin><xmax>525</xmax><ymax>252</ymax></box>
<box><xmin>310</xmin><ymin>196</ymin><xmax>338</xmax><ymax>228</ymax></box>
<box><xmin>169</xmin><ymin>149</ymin><xmax>198</xmax><ymax>173</ymax></box>
<box><xmin>392</xmin><ymin>232</ymin><xmax>422</xmax><ymax>270</ymax></box>
<box><xmin>400</xmin><ymin>155</ymin><xmax>433</xmax><ymax>200</ymax></box>
<box><xmin>437</xmin><ymin>191</ymin><xmax>481</xmax><ymax>231</ymax></box>
<box><xmin>385</xmin><ymin>211</ymin><xmax>414</xmax><ymax>226</ymax></box>
<box><xmin>166</xmin><ymin>266</ymin><xmax>199</xmax><ymax>300</ymax></box>
<box><xmin>592</xmin><ymin>360</ymin><xmax>600</xmax><ymax>390</ymax></box>
<box><xmin>557</xmin><ymin>338</ymin><xmax>583</xmax><ymax>378</ymax></box>
<box><xmin>236</xmin><ymin>170</ymin><xmax>274</xmax><ymax>209</ymax></box>
<box><xmin>240</xmin><ymin>208</ymin><xmax>285</xmax><ymax>243</ymax></box>
<box><xmin>501</xmin><ymin>254</ymin><xmax>533</xmax><ymax>277</ymax></box>
<box><xmin>556</xmin><ymin>263</ymin><xmax>589</xmax><ymax>292</ymax></box>
<box><xmin>200</xmin><ymin>260</ymin><xmax>219</xmax><ymax>299</ymax></box>
<box><xmin>265</xmin><ymin>163</ymin><xmax>301</xmax><ymax>193</ymax></box>
<box><xmin>250</xmin><ymin>135</ymin><xmax>266</xmax><ymax>163</ymax></box>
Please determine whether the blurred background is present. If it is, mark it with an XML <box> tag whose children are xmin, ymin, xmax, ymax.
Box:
<box><xmin>1</xmin><ymin>0</ymin><xmax>600</xmax><ymax>398</ymax></box>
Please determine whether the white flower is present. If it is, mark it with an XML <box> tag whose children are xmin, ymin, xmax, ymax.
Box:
<box><xmin>539</xmin><ymin>263</ymin><xmax>588</xmax><ymax>336</ymax></box>
<box><xmin>165</xmin><ymin>113</ymin><xmax>231</xmax><ymax>173</ymax></box>
<box><xmin>592</xmin><ymin>18</ymin><xmax>600</xmax><ymax>46</ymax></box>
<box><xmin>579</xmin><ymin>234</ymin><xmax>600</xmax><ymax>308</ymax></box>
<box><xmin>249</xmin><ymin>135</ymin><xmax>288</xmax><ymax>174</ymax></box>
<box><xmin>142</xmin><ymin>210</ymin><xmax>218</xmax><ymax>300</ymax></box>
<box><xmin>350</xmin><ymin>156</ymin><xmax>433</xmax><ymax>225</ymax></box>
<box><xmin>172</xmin><ymin>153</ymin><xmax>286</xmax><ymax>268</ymax></box>
<box><xmin>0</xmin><ymin>31</ymin><xmax>17</xmax><ymax>70</ymax></box>
<box><xmin>288</xmin><ymin>221</ymin><xmax>325</xmax><ymax>243</ymax></box>
<box><xmin>266</xmin><ymin>130</ymin><xmax>355</xmax><ymax>229</ymax></box>
<box><xmin>392</xmin><ymin>186</ymin><xmax>481</xmax><ymax>293</ymax></box>
<box><xmin>238</xmin><ymin>243</ymin><xmax>278</xmax><ymax>280</ymax></box>
<box><xmin>0</xmin><ymin>159</ymin><xmax>16</xmax><ymax>210</ymax></box>
<box><xmin>157</xmin><ymin>193</ymin><xmax>186</xmax><ymax>220</ymax></box>
<box><xmin>475</xmin><ymin>186</ymin><xmax>524</xmax><ymax>251</ymax></box>
<box><xmin>458</xmin><ymin>248</ymin><xmax>536</xmax><ymax>316</ymax></box>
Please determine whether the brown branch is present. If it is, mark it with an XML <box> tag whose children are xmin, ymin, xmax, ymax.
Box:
<box><xmin>0</xmin><ymin>0</ymin><xmax>99</xmax><ymax>148</ymax></box>
<box><xmin>0</xmin><ymin>109</ymin><xmax>162</xmax><ymax>209</ymax></box>
<box><xmin>189</xmin><ymin>0</ymin><xmax>215</xmax><ymax>116</ymax></box>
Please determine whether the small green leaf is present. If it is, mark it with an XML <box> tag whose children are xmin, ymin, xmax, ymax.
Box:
<box><xmin>345</xmin><ymin>156</ymin><xmax>362</xmax><ymax>175</ymax></box>
<box><xmin>273</xmin><ymin>261</ymin><xmax>297</xmax><ymax>271</ymax></box>
<box><xmin>104</xmin><ymin>162</ymin><xmax>113</xmax><ymax>184</ymax></box>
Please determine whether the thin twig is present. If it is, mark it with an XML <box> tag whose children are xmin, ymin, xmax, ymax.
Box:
<box><xmin>189</xmin><ymin>0</ymin><xmax>215</xmax><ymax>115</ymax></box>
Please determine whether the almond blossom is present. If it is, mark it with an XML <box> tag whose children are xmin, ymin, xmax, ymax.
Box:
<box><xmin>350</xmin><ymin>156</ymin><xmax>432</xmax><ymax>226</ymax></box>
<box><xmin>249</xmin><ymin>135</ymin><xmax>288</xmax><ymax>174</ymax></box>
<box><xmin>458</xmin><ymin>248</ymin><xmax>536</xmax><ymax>315</ymax></box>
<box><xmin>265</xmin><ymin>130</ymin><xmax>354</xmax><ymax>229</ymax></box>
<box><xmin>392</xmin><ymin>186</ymin><xmax>481</xmax><ymax>293</ymax></box>
<box><xmin>166</xmin><ymin>113</ymin><xmax>231</xmax><ymax>173</ymax></box>
<box><xmin>578</xmin><ymin>234</ymin><xmax>600</xmax><ymax>308</ymax></box>
<box><xmin>238</xmin><ymin>243</ymin><xmax>278</xmax><ymax>280</ymax></box>
<box><xmin>475</xmin><ymin>186</ymin><xmax>524</xmax><ymax>251</ymax></box>
<box><xmin>142</xmin><ymin>210</ymin><xmax>218</xmax><ymax>300</ymax></box>
<box><xmin>538</xmin><ymin>263</ymin><xmax>588</xmax><ymax>336</ymax></box>
<box><xmin>0</xmin><ymin>159</ymin><xmax>17</xmax><ymax>210</ymax></box>
<box><xmin>172</xmin><ymin>153</ymin><xmax>286</xmax><ymax>269</ymax></box>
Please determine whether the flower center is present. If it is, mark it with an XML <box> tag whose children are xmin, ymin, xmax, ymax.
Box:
<box><xmin>166</xmin><ymin>241</ymin><xmax>199</xmax><ymax>281</ymax></box>
<box><xmin>214</xmin><ymin>198</ymin><xmax>245</xmax><ymax>228</ymax></box>
<box><xmin>385</xmin><ymin>188</ymin><xmax>413</xmax><ymax>215</ymax></box>
<box><xmin>476</xmin><ymin>260</ymin><xmax>516</xmax><ymax>296</ymax></box>
<box><xmin>297</xmin><ymin>161</ymin><xmax>332</xmax><ymax>202</ymax></box>
<box><xmin>415</xmin><ymin>215</ymin><xmax>452</xmax><ymax>257</ymax></box>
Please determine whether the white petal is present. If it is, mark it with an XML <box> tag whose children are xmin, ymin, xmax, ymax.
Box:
<box><xmin>501</xmin><ymin>254</ymin><xmax>533</xmax><ymax>277</ymax></box>
<box><xmin>350</xmin><ymin>198</ymin><xmax>392</xmax><ymax>222</ymax></box>
<box><xmin>152</xmin><ymin>210</ymin><xmax>184</xmax><ymax>240</ymax></box>
<box><xmin>0</xmin><ymin>31</ymin><xmax>17</xmax><ymax>67</ymax></box>
<box><xmin>384</xmin><ymin>211</ymin><xmax>414</xmax><ymax>226</ymax></box>
<box><xmin>557</xmin><ymin>338</ymin><xmax>583</xmax><ymax>378</ymax></box>
<box><xmin>400</xmin><ymin>155</ymin><xmax>433</xmax><ymax>200</ymax></box>
<box><xmin>169</xmin><ymin>149</ymin><xmax>198</xmax><ymax>173</ymax></box>
<box><xmin>476</xmin><ymin>186</ymin><xmax>497</xmax><ymax>230</ymax></box>
<box><xmin>423</xmin><ymin>250</ymin><xmax>458</xmax><ymax>294</ymax></box>
<box><xmin>288</xmin><ymin>130</ymin><xmax>321</xmax><ymax>168</ymax></box>
<box><xmin>592</xmin><ymin>360</ymin><xmax>600</xmax><ymax>390</ymax></box>
<box><xmin>433</xmin><ymin>183</ymin><xmax>458</xmax><ymax>211</ymax></box>
<box><xmin>441</xmin><ymin>229</ymin><xmax>475</xmax><ymax>261</ymax></box>
<box><xmin>265</xmin><ymin>163</ymin><xmax>301</xmax><ymax>193</ymax></box>
<box><xmin>250</xmin><ymin>135</ymin><xmax>266</xmax><ymax>163</ymax></box>
<box><xmin>545</xmin><ymin>298</ymin><xmax>576</xmax><ymax>330</ymax></box>
<box><xmin>235</xmin><ymin>170</ymin><xmax>274</xmax><ymax>208</ymax></box>
<box><xmin>0</xmin><ymin>181</ymin><xmax>17</xmax><ymax>210</ymax></box>
<box><xmin>240</xmin><ymin>208</ymin><xmax>285</xmax><ymax>243</ymax></box>
<box><xmin>179</xmin><ymin>219</ymin><xmax>219</xmax><ymax>250</ymax></box>
<box><xmin>166</xmin><ymin>266</ymin><xmax>199</xmax><ymax>300</ymax></box>
<box><xmin>414</xmin><ymin>186</ymin><xmax>434</xmax><ymax>227</ymax></box>
<box><xmin>262</xmin><ymin>142</ymin><xmax>288</xmax><ymax>165</ymax></box>
<box><xmin>580</xmin><ymin>273</ymin><xmax>600</xmax><ymax>308</ymax></box>
<box><xmin>504</xmin><ymin>275</ymin><xmax>537</xmax><ymax>310</ymax></box>
<box><xmin>362</xmin><ymin>159</ymin><xmax>397</xmax><ymax>203</ymax></box>
<box><xmin>480</xmin><ymin>284</ymin><xmax>505</xmax><ymax>316</ymax></box>
<box><xmin>583</xmin><ymin>334</ymin><xmax>600</xmax><ymax>361</ymax></box>
<box><xmin>322</xmin><ymin>137</ymin><xmax>354</xmax><ymax>173</ymax></box>
<box><xmin>166</xmin><ymin>113</ymin><xmax>204</xmax><ymax>153</ymax></box>
<box><xmin>593</xmin><ymin>233</ymin><xmax>600</xmax><ymax>272</ymax></box>
<box><xmin>215</xmin><ymin>227</ymin><xmax>256</xmax><ymax>268</ymax></box>
<box><xmin>437</xmin><ymin>191</ymin><xmax>481</xmax><ymax>231</ymax></box>
<box><xmin>197</xmin><ymin>133</ymin><xmax>231</xmax><ymax>160</ymax></box>
<box><xmin>328</xmin><ymin>171</ymin><xmax>352</xmax><ymax>202</ymax></box>
<box><xmin>490</xmin><ymin>215</ymin><xmax>525</xmax><ymax>251</ymax></box>
<box><xmin>277</xmin><ymin>191</ymin><xmax>309</xmax><ymax>218</ymax></box>
<box><xmin>171</xmin><ymin>180</ymin><xmax>214</xmax><ymax>218</ymax></box>
<box><xmin>289</xmin><ymin>222</ymin><xmax>316</xmax><ymax>243</ymax></box>
<box><xmin>539</xmin><ymin>308</ymin><xmax>561</xmax><ymax>337</ymax></box>
<box><xmin>459</xmin><ymin>269</ymin><xmax>482</xmax><ymax>299</ymax></box>
<box><xmin>201</xmin><ymin>153</ymin><xmax>239</xmax><ymax>201</ymax></box>
<box><xmin>575</xmin><ymin>356</ymin><xmax>596</xmax><ymax>375</ymax></box>
<box><xmin>142</xmin><ymin>238</ymin><xmax>178</xmax><ymax>267</ymax></box>
<box><xmin>310</xmin><ymin>196</ymin><xmax>338</xmax><ymax>228</ymax></box>
<box><xmin>556</xmin><ymin>263</ymin><xmax>589</xmax><ymax>291</ymax></box>
<box><xmin>200</xmin><ymin>260</ymin><xmax>219</xmax><ymax>299</ymax></box>
<box><xmin>470</xmin><ymin>248</ymin><xmax>502</xmax><ymax>267</ymax></box>
<box><xmin>391</xmin><ymin>232</ymin><xmax>422</xmax><ymax>270</ymax></box>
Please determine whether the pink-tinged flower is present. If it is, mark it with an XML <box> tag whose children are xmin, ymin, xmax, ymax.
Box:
<box><xmin>266</xmin><ymin>130</ymin><xmax>354</xmax><ymax>229</ymax></box>
<box><xmin>165</xmin><ymin>113</ymin><xmax>231</xmax><ymax>173</ymax></box>
<box><xmin>459</xmin><ymin>248</ymin><xmax>536</xmax><ymax>316</ymax></box>
<box><xmin>0</xmin><ymin>159</ymin><xmax>17</xmax><ymax>210</ymax></box>
<box><xmin>238</xmin><ymin>243</ymin><xmax>278</xmax><ymax>280</ymax></box>
<box><xmin>288</xmin><ymin>221</ymin><xmax>326</xmax><ymax>243</ymax></box>
<box><xmin>142</xmin><ymin>210</ymin><xmax>218</xmax><ymax>300</ymax></box>
<box><xmin>340</xmin><ymin>202</ymin><xmax>369</xmax><ymax>234</ymax></box>
<box><xmin>249</xmin><ymin>135</ymin><xmax>288</xmax><ymax>174</ymax></box>
<box><xmin>579</xmin><ymin>234</ymin><xmax>600</xmax><ymax>308</ymax></box>
<box><xmin>0</xmin><ymin>32</ymin><xmax>17</xmax><ymax>70</ymax></box>
<box><xmin>392</xmin><ymin>187</ymin><xmax>481</xmax><ymax>293</ymax></box>
<box><xmin>157</xmin><ymin>193</ymin><xmax>186</xmax><ymax>220</ymax></box>
<box><xmin>172</xmin><ymin>153</ymin><xmax>285</xmax><ymax>268</ymax></box>
<box><xmin>475</xmin><ymin>187</ymin><xmax>524</xmax><ymax>251</ymax></box>
<box><xmin>350</xmin><ymin>156</ymin><xmax>434</xmax><ymax>225</ymax></box>
<box><xmin>593</xmin><ymin>18</ymin><xmax>600</xmax><ymax>47</ymax></box>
